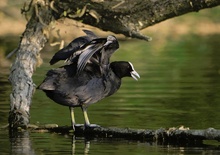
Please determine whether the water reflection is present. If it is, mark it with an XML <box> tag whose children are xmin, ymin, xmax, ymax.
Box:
<box><xmin>5</xmin><ymin>130</ymin><xmax>220</xmax><ymax>155</ymax></box>
<box><xmin>8</xmin><ymin>130</ymin><xmax>91</xmax><ymax>155</ymax></box>
<box><xmin>72</xmin><ymin>137</ymin><xmax>90</xmax><ymax>155</ymax></box>
<box><xmin>9</xmin><ymin>130</ymin><xmax>35</xmax><ymax>155</ymax></box>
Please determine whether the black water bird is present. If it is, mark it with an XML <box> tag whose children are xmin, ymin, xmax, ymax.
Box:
<box><xmin>38</xmin><ymin>31</ymin><xmax>139</xmax><ymax>130</ymax></box>
<box><xmin>38</xmin><ymin>60</ymin><xmax>140</xmax><ymax>129</ymax></box>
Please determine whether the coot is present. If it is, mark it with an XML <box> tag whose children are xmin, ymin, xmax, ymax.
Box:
<box><xmin>38</xmin><ymin>60</ymin><xmax>139</xmax><ymax>129</ymax></box>
<box><xmin>38</xmin><ymin>31</ymin><xmax>139</xmax><ymax>130</ymax></box>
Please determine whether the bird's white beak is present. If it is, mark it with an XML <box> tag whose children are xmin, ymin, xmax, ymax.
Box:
<box><xmin>131</xmin><ymin>70</ymin><xmax>140</xmax><ymax>81</ymax></box>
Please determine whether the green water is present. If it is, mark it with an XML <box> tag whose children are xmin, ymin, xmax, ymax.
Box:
<box><xmin>1</xmin><ymin>34</ymin><xmax>220</xmax><ymax>154</ymax></box>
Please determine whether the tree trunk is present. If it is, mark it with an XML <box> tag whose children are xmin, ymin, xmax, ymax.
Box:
<box><xmin>8</xmin><ymin>0</ymin><xmax>220</xmax><ymax>128</ymax></box>
<box><xmin>8</xmin><ymin>3</ymin><xmax>53</xmax><ymax>128</ymax></box>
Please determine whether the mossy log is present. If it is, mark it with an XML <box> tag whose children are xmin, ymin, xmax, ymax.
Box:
<box><xmin>29</xmin><ymin>125</ymin><xmax>220</xmax><ymax>144</ymax></box>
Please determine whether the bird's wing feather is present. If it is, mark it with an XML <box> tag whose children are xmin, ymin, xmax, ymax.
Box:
<box><xmin>82</xmin><ymin>29</ymin><xmax>97</xmax><ymax>39</ymax></box>
<box><xmin>50</xmin><ymin>37</ymin><xmax>88</xmax><ymax>65</ymax></box>
<box><xmin>77</xmin><ymin>43</ymin><xmax>103</xmax><ymax>73</ymax></box>
<box><xmin>50</xmin><ymin>30</ymin><xmax>98</xmax><ymax>65</ymax></box>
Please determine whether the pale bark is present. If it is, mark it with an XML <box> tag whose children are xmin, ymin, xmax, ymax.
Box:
<box><xmin>8</xmin><ymin>3</ymin><xmax>53</xmax><ymax>128</ymax></box>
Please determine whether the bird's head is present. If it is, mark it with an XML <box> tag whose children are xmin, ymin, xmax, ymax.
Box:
<box><xmin>110</xmin><ymin>61</ymin><xmax>140</xmax><ymax>80</ymax></box>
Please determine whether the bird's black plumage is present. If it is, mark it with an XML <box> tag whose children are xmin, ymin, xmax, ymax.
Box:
<box><xmin>49</xmin><ymin>29</ymin><xmax>98</xmax><ymax>65</ymax></box>
<box><xmin>38</xmin><ymin>30</ymin><xmax>139</xmax><ymax>129</ymax></box>
<box><xmin>49</xmin><ymin>30</ymin><xmax>119</xmax><ymax>75</ymax></box>
<box><xmin>77</xmin><ymin>35</ymin><xmax>119</xmax><ymax>74</ymax></box>
<box><xmin>38</xmin><ymin>60</ymin><xmax>139</xmax><ymax>127</ymax></box>
<box><xmin>38</xmin><ymin>61</ymin><xmax>138</xmax><ymax>106</ymax></box>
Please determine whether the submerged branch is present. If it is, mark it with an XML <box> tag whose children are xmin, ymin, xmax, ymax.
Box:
<box><xmin>31</xmin><ymin>125</ymin><xmax>220</xmax><ymax>144</ymax></box>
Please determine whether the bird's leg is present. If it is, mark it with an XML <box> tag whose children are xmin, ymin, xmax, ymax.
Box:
<box><xmin>69</xmin><ymin>107</ymin><xmax>76</xmax><ymax>130</ymax></box>
<box><xmin>81</xmin><ymin>106</ymin><xmax>90</xmax><ymax>127</ymax></box>
<box><xmin>81</xmin><ymin>106</ymin><xmax>100</xmax><ymax>128</ymax></box>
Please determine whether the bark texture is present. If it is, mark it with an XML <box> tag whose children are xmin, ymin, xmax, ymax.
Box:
<box><xmin>52</xmin><ymin>0</ymin><xmax>220</xmax><ymax>40</ymax></box>
<box><xmin>8</xmin><ymin>3</ymin><xmax>53</xmax><ymax>128</ymax></box>
<box><xmin>8</xmin><ymin>0</ymin><xmax>220</xmax><ymax>128</ymax></box>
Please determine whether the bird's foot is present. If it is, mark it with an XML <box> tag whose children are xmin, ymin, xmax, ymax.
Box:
<box><xmin>74</xmin><ymin>124</ymin><xmax>84</xmax><ymax>127</ymax></box>
<box><xmin>73</xmin><ymin>124</ymin><xmax>84</xmax><ymax>130</ymax></box>
<box><xmin>85</xmin><ymin>124</ymin><xmax>100</xmax><ymax>129</ymax></box>
<box><xmin>70</xmin><ymin>124</ymin><xmax>84</xmax><ymax>131</ymax></box>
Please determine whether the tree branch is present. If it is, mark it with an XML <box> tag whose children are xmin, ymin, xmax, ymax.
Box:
<box><xmin>52</xmin><ymin>0</ymin><xmax>220</xmax><ymax>40</ymax></box>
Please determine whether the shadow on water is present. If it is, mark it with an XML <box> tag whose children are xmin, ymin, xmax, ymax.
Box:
<box><xmin>1</xmin><ymin>34</ymin><xmax>220</xmax><ymax>154</ymax></box>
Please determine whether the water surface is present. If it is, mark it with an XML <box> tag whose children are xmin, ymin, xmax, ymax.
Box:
<box><xmin>1</xmin><ymin>34</ymin><xmax>220</xmax><ymax>154</ymax></box>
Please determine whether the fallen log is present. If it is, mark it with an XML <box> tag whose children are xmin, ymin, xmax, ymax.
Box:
<box><xmin>28</xmin><ymin>125</ymin><xmax>220</xmax><ymax>145</ymax></box>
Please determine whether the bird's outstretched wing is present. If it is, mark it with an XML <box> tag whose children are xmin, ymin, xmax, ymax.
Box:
<box><xmin>77</xmin><ymin>38</ymin><xmax>106</xmax><ymax>73</ymax></box>
<box><xmin>49</xmin><ymin>29</ymin><xmax>97</xmax><ymax>65</ymax></box>
<box><xmin>77</xmin><ymin>35</ymin><xmax>119</xmax><ymax>74</ymax></box>
<box><xmin>50</xmin><ymin>30</ymin><xmax>119</xmax><ymax>75</ymax></box>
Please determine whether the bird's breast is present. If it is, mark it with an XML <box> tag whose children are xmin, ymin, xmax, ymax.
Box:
<box><xmin>103</xmin><ymin>72</ymin><xmax>121</xmax><ymax>97</ymax></box>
